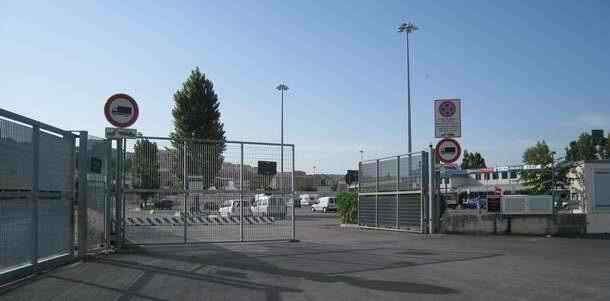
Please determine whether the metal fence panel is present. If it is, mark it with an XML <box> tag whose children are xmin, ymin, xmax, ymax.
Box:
<box><xmin>398</xmin><ymin>194</ymin><xmax>422</xmax><ymax>228</ymax></box>
<box><xmin>399</xmin><ymin>153</ymin><xmax>423</xmax><ymax>191</ymax></box>
<box><xmin>37</xmin><ymin>130</ymin><xmax>73</xmax><ymax>260</ymax></box>
<box><xmin>122</xmin><ymin>138</ymin><xmax>185</xmax><ymax>244</ymax></box>
<box><xmin>378</xmin><ymin>194</ymin><xmax>397</xmax><ymax>228</ymax></box>
<box><xmin>0</xmin><ymin>110</ymin><xmax>77</xmax><ymax>285</ymax></box>
<box><xmin>241</xmin><ymin>143</ymin><xmax>293</xmax><ymax>242</ymax></box>
<box><xmin>86</xmin><ymin>138</ymin><xmax>110</xmax><ymax>250</ymax></box>
<box><xmin>358</xmin><ymin>151</ymin><xmax>427</xmax><ymax>233</ymax></box>
<box><xmin>0</xmin><ymin>118</ymin><xmax>34</xmax><ymax>273</ymax></box>
<box><xmin>359</xmin><ymin>161</ymin><xmax>377</xmax><ymax>193</ymax></box>
<box><xmin>0</xmin><ymin>192</ymin><xmax>33</xmax><ymax>272</ymax></box>
<box><xmin>0</xmin><ymin>117</ymin><xmax>33</xmax><ymax>190</ymax></box>
<box><xmin>119</xmin><ymin>138</ymin><xmax>295</xmax><ymax>244</ymax></box>
<box><xmin>37</xmin><ymin>192</ymin><xmax>71</xmax><ymax>260</ymax></box>
<box><xmin>378</xmin><ymin>158</ymin><xmax>398</xmax><ymax>192</ymax></box>
<box><xmin>358</xmin><ymin>195</ymin><xmax>376</xmax><ymax>226</ymax></box>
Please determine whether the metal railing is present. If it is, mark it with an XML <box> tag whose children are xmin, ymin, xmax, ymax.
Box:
<box><xmin>358</xmin><ymin>151</ymin><xmax>429</xmax><ymax>233</ymax></box>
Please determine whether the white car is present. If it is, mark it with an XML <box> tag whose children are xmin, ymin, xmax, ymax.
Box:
<box><xmin>311</xmin><ymin>197</ymin><xmax>337</xmax><ymax>213</ymax></box>
<box><xmin>218</xmin><ymin>200</ymin><xmax>252</xmax><ymax>217</ymax></box>
<box><xmin>251</xmin><ymin>196</ymin><xmax>287</xmax><ymax>217</ymax></box>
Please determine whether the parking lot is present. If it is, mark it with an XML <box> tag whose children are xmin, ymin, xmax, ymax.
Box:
<box><xmin>2</xmin><ymin>207</ymin><xmax>610</xmax><ymax>300</ymax></box>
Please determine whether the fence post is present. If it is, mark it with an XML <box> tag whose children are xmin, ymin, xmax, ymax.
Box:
<box><xmin>375</xmin><ymin>159</ymin><xmax>379</xmax><ymax>227</ymax></box>
<box><xmin>396</xmin><ymin>156</ymin><xmax>400</xmax><ymax>229</ymax></box>
<box><xmin>31</xmin><ymin>125</ymin><xmax>40</xmax><ymax>268</ymax></box>
<box><xmin>78</xmin><ymin>131</ymin><xmax>88</xmax><ymax>258</ymax></box>
<box><xmin>104</xmin><ymin>139</ymin><xmax>111</xmax><ymax>249</ymax></box>
<box><xmin>121</xmin><ymin>139</ymin><xmax>127</xmax><ymax>245</ymax></box>
<box><xmin>428</xmin><ymin>147</ymin><xmax>435</xmax><ymax>234</ymax></box>
<box><xmin>67</xmin><ymin>134</ymin><xmax>76</xmax><ymax>257</ymax></box>
<box><xmin>183</xmin><ymin>141</ymin><xmax>187</xmax><ymax>244</ymax></box>
<box><xmin>420</xmin><ymin>151</ymin><xmax>426</xmax><ymax>233</ymax></box>
<box><xmin>291</xmin><ymin>145</ymin><xmax>296</xmax><ymax>242</ymax></box>
<box><xmin>240</xmin><ymin>143</ymin><xmax>244</xmax><ymax>242</ymax></box>
<box><xmin>114</xmin><ymin>138</ymin><xmax>122</xmax><ymax>246</ymax></box>
<box><xmin>356</xmin><ymin>161</ymin><xmax>362</xmax><ymax>226</ymax></box>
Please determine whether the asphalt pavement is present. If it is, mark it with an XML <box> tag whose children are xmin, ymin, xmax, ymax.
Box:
<box><xmin>2</xmin><ymin>207</ymin><xmax>610</xmax><ymax>300</ymax></box>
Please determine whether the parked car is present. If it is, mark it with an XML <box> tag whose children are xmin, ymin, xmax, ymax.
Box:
<box><xmin>311</xmin><ymin>197</ymin><xmax>337</xmax><ymax>213</ymax></box>
<box><xmin>218</xmin><ymin>200</ymin><xmax>252</xmax><ymax>217</ymax></box>
<box><xmin>155</xmin><ymin>199</ymin><xmax>175</xmax><ymax>210</ymax></box>
<box><xmin>251</xmin><ymin>196</ymin><xmax>287</xmax><ymax>217</ymax></box>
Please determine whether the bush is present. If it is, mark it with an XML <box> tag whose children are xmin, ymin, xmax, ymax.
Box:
<box><xmin>336</xmin><ymin>192</ymin><xmax>358</xmax><ymax>224</ymax></box>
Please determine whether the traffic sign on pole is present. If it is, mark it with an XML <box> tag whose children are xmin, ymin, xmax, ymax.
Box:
<box><xmin>435</xmin><ymin>138</ymin><xmax>461</xmax><ymax>164</ymax></box>
<box><xmin>104</xmin><ymin>93</ymin><xmax>139</xmax><ymax>128</ymax></box>
<box><xmin>434</xmin><ymin>99</ymin><xmax>461</xmax><ymax>138</ymax></box>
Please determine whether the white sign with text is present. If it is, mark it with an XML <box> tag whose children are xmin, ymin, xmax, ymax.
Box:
<box><xmin>434</xmin><ymin>99</ymin><xmax>461</xmax><ymax>138</ymax></box>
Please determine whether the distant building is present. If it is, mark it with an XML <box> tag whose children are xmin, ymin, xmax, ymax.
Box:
<box><xmin>441</xmin><ymin>165</ymin><xmax>540</xmax><ymax>195</ymax></box>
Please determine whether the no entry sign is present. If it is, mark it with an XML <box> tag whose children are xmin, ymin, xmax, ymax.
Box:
<box><xmin>435</xmin><ymin>138</ymin><xmax>461</xmax><ymax>164</ymax></box>
<box><xmin>104</xmin><ymin>93</ymin><xmax>139</xmax><ymax>128</ymax></box>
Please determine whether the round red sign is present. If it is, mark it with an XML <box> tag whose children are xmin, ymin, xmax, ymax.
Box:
<box><xmin>439</xmin><ymin>101</ymin><xmax>456</xmax><ymax>117</ymax></box>
<box><xmin>435</xmin><ymin>138</ymin><xmax>461</xmax><ymax>164</ymax></box>
<box><xmin>104</xmin><ymin>93</ymin><xmax>139</xmax><ymax>128</ymax></box>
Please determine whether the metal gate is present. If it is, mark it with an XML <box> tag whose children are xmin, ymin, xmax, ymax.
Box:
<box><xmin>112</xmin><ymin>137</ymin><xmax>295</xmax><ymax>245</ymax></box>
<box><xmin>0</xmin><ymin>109</ymin><xmax>82</xmax><ymax>286</ymax></box>
<box><xmin>358</xmin><ymin>151</ymin><xmax>433</xmax><ymax>233</ymax></box>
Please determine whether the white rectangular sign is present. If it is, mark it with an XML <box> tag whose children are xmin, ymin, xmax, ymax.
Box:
<box><xmin>434</xmin><ymin>98</ymin><xmax>461</xmax><ymax>138</ymax></box>
<box><xmin>105</xmin><ymin>127</ymin><xmax>138</xmax><ymax>139</ymax></box>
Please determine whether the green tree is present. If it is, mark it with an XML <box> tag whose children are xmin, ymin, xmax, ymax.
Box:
<box><xmin>133</xmin><ymin>139</ymin><xmax>160</xmax><ymax>200</ymax></box>
<box><xmin>521</xmin><ymin>141</ymin><xmax>566</xmax><ymax>194</ymax></box>
<box><xmin>170</xmin><ymin>67</ymin><xmax>226</xmax><ymax>189</ymax></box>
<box><xmin>336</xmin><ymin>192</ymin><xmax>358</xmax><ymax>224</ymax></box>
<box><xmin>565</xmin><ymin>132</ymin><xmax>607</xmax><ymax>161</ymax></box>
<box><xmin>461</xmin><ymin>150</ymin><xmax>487</xmax><ymax>169</ymax></box>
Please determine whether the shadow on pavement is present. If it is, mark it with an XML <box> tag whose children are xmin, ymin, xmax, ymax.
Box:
<box><xmin>108</xmin><ymin>243</ymin><xmax>469</xmax><ymax>295</ymax></box>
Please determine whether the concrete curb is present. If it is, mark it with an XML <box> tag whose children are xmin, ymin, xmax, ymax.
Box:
<box><xmin>339</xmin><ymin>223</ymin><xmax>359</xmax><ymax>228</ymax></box>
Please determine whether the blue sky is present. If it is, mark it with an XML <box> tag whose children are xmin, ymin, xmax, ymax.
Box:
<box><xmin>1</xmin><ymin>0</ymin><xmax>609</xmax><ymax>173</ymax></box>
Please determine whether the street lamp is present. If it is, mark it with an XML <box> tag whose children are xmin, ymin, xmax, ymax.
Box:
<box><xmin>276</xmin><ymin>83</ymin><xmax>289</xmax><ymax>192</ymax></box>
<box><xmin>398</xmin><ymin>22</ymin><xmax>418</xmax><ymax>153</ymax></box>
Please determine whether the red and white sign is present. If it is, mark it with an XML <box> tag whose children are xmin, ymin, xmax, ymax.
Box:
<box><xmin>435</xmin><ymin>138</ymin><xmax>461</xmax><ymax>164</ymax></box>
<box><xmin>434</xmin><ymin>99</ymin><xmax>461</xmax><ymax>138</ymax></box>
<box><xmin>104</xmin><ymin>93</ymin><xmax>139</xmax><ymax>128</ymax></box>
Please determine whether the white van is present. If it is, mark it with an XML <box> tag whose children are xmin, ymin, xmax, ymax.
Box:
<box><xmin>311</xmin><ymin>197</ymin><xmax>336</xmax><ymax>213</ymax></box>
<box><xmin>251</xmin><ymin>195</ymin><xmax>286</xmax><ymax>217</ymax></box>
<box><xmin>218</xmin><ymin>200</ymin><xmax>252</xmax><ymax>217</ymax></box>
<box><xmin>299</xmin><ymin>194</ymin><xmax>319</xmax><ymax>206</ymax></box>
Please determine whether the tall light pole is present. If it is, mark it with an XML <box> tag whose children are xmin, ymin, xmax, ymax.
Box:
<box><xmin>276</xmin><ymin>83</ymin><xmax>289</xmax><ymax>193</ymax></box>
<box><xmin>399</xmin><ymin>22</ymin><xmax>418</xmax><ymax>153</ymax></box>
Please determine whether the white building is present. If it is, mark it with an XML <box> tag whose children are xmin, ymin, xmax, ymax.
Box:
<box><xmin>566</xmin><ymin>160</ymin><xmax>610</xmax><ymax>233</ymax></box>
